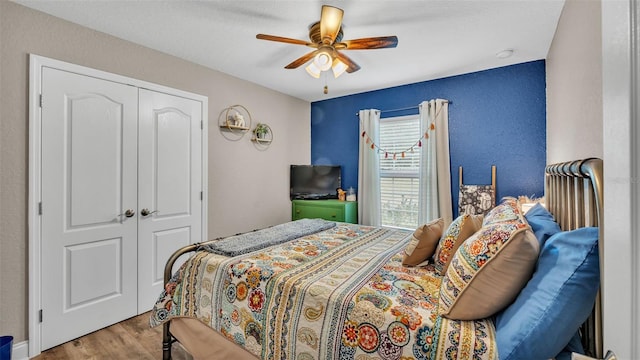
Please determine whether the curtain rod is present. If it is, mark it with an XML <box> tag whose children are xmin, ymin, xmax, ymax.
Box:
<box><xmin>354</xmin><ymin>100</ymin><xmax>451</xmax><ymax>116</ymax></box>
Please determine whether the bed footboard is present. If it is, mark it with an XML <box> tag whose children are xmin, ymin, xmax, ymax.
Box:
<box><xmin>162</xmin><ymin>242</ymin><xmax>204</xmax><ymax>360</ymax></box>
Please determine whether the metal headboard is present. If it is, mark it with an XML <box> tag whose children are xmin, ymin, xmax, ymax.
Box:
<box><xmin>545</xmin><ymin>158</ymin><xmax>603</xmax><ymax>358</ymax></box>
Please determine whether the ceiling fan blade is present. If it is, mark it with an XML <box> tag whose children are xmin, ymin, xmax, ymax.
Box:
<box><xmin>284</xmin><ymin>50</ymin><xmax>320</xmax><ymax>69</ymax></box>
<box><xmin>336</xmin><ymin>36</ymin><xmax>399</xmax><ymax>50</ymax></box>
<box><xmin>256</xmin><ymin>34</ymin><xmax>317</xmax><ymax>47</ymax></box>
<box><xmin>320</xmin><ymin>5</ymin><xmax>344</xmax><ymax>45</ymax></box>
<box><xmin>333</xmin><ymin>50</ymin><xmax>361</xmax><ymax>73</ymax></box>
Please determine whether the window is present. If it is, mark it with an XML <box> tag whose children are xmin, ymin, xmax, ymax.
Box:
<box><xmin>379</xmin><ymin>115</ymin><xmax>421</xmax><ymax>229</ymax></box>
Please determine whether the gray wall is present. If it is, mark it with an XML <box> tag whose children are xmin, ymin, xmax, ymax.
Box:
<box><xmin>546</xmin><ymin>0</ymin><xmax>603</xmax><ymax>163</ymax></box>
<box><xmin>0</xmin><ymin>1</ymin><xmax>310</xmax><ymax>343</ymax></box>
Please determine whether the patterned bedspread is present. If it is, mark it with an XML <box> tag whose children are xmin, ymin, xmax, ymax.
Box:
<box><xmin>151</xmin><ymin>223</ymin><xmax>497</xmax><ymax>360</ymax></box>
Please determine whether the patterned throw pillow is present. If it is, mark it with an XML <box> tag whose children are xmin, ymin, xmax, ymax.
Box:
<box><xmin>432</xmin><ymin>214</ymin><xmax>484</xmax><ymax>275</ymax></box>
<box><xmin>482</xmin><ymin>197</ymin><xmax>522</xmax><ymax>226</ymax></box>
<box><xmin>402</xmin><ymin>218</ymin><xmax>445</xmax><ymax>266</ymax></box>
<box><xmin>438</xmin><ymin>199</ymin><xmax>539</xmax><ymax>320</ymax></box>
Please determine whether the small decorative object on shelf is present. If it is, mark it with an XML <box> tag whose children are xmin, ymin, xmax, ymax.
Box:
<box><xmin>252</xmin><ymin>123</ymin><xmax>273</xmax><ymax>145</ymax></box>
<box><xmin>229</xmin><ymin>110</ymin><xmax>245</xmax><ymax>128</ymax></box>
<box><xmin>219</xmin><ymin>105</ymin><xmax>252</xmax><ymax>138</ymax></box>
<box><xmin>346</xmin><ymin>187</ymin><xmax>356</xmax><ymax>201</ymax></box>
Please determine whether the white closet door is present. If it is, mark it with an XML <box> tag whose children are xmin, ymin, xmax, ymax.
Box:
<box><xmin>40</xmin><ymin>67</ymin><xmax>139</xmax><ymax>350</ymax></box>
<box><xmin>137</xmin><ymin>89</ymin><xmax>203</xmax><ymax>311</ymax></box>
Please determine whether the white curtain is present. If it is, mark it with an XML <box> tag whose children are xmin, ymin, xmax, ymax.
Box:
<box><xmin>418</xmin><ymin>99</ymin><xmax>453</xmax><ymax>226</ymax></box>
<box><xmin>357</xmin><ymin>109</ymin><xmax>381</xmax><ymax>226</ymax></box>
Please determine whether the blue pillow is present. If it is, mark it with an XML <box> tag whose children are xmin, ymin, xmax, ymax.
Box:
<box><xmin>525</xmin><ymin>203</ymin><xmax>562</xmax><ymax>246</ymax></box>
<box><xmin>555</xmin><ymin>332</ymin><xmax>586</xmax><ymax>360</ymax></box>
<box><xmin>495</xmin><ymin>227</ymin><xmax>600</xmax><ymax>360</ymax></box>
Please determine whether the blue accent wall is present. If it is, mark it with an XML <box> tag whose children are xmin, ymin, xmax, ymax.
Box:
<box><xmin>311</xmin><ymin>60</ymin><xmax>546</xmax><ymax>217</ymax></box>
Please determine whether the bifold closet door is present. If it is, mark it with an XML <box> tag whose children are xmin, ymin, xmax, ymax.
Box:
<box><xmin>137</xmin><ymin>89</ymin><xmax>203</xmax><ymax>311</ymax></box>
<box><xmin>40</xmin><ymin>67</ymin><xmax>139</xmax><ymax>350</ymax></box>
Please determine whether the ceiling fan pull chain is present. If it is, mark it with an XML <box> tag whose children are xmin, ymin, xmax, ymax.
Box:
<box><xmin>323</xmin><ymin>72</ymin><xmax>329</xmax><ymax>94</ymax></box>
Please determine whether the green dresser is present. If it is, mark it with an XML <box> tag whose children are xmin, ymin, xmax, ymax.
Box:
<box><xmin>291</xmin><ymin>200</ymin><xmax>358</xmax><ymax>224</ymax></box>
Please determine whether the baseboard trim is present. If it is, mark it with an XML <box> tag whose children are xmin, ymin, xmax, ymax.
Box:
<box><xmin>13</xmin><ymin>340</ymin><xmax>29</xmax><ymax>360</ymax></box>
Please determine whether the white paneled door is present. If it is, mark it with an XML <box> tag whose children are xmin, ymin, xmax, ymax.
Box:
<box><xmin>137</xmin><ymin>89</ymin><xmax>202</xmax><ymax>310</ymax></box>
<box><xmin>40</xmin><ymin>68</ymin><xmax>139</xmax><ymax>350</ymax></box>
<box><xmin>38</xmin><ymin>66</ymin><xmax>204</xmax><ymax>351</ymax></box>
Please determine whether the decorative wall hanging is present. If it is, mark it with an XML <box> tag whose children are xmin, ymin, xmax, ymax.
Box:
<box><xmin>358</xmin><ymin>103</ymin><xmax>448</xmax><ymax>159</ymax></box>
<box><xmin>360</xmin><ymin>118</ymin><xmax>435</xmax><ymax>160</ymax></box>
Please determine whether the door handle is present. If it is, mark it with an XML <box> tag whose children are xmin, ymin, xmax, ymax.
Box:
<box><xmin>604</xmin><ymin>351</ymin><xmax>618</xmax><ymax>360</ymax></box>
<box><xmin>140</xmin><ymin>208</ymin><xmax>158</xmax><ymax>216</ymax></box>
<box><xmin>119</xmin><ymin>209</ymin><xmax>135</xmax><ymax>218</ymax></box>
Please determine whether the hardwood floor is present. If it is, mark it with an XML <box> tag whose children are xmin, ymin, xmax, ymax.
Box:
<box><xmin>33</xmin><ymin>312</ymin><xmax>192</xmax><ymax>360</ymax></box>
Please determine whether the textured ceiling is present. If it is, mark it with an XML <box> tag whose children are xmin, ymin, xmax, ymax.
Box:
<box><xmin>13</xmin><ymin>0</ymin><xmax>565</xmax><ymax>102</ymax></box>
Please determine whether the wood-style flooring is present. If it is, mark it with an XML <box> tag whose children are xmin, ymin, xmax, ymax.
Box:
<box><xmin>32</xmin><ymin>312</ymin><xmax>192</xmax><ymax>360</ymax></box>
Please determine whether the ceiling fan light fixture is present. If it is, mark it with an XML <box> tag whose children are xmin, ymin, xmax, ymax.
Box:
<box><xmin>313</xmin><ymin>50</ymin><xmax>333</xmax><ymax>71</ymax></box>
<box><xmin>320</xmin><ymin>5</ymin><xmax>344</xmax><ymax>44</ymax></box>
<box><xmin>331</xmin><ymin>58</ymin><xmax>347</xmax><ymax>78</ymax></box>
<box><xmin>305</xmin><ymin>62</ymin><xmax>322</xmax><ymax>78</ymax></box>
<box><xmin>256</xmin><ymin>5</ymin><xmax>397</xmax><ymax>78</ymax></box>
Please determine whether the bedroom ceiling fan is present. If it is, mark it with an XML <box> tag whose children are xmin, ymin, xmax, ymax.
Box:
<box><xmin>256</xmin><ymin>5</ymin><xmax>398</xmax><ymax>79</ymax></box>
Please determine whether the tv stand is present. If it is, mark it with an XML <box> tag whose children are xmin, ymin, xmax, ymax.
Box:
<box><xmin>291</xmin><ymin>199</ymin><xmax>357</xmax><ymax>224</ymax></box>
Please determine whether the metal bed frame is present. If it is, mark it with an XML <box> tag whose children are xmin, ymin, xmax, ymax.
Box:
<box><xmin>160</xmin><ymin>157</ymin><xmax>604</xmax><ymax>359</ymax></box>
<box><xmin>162</xmin><ymin>242</ymin><xmax>202</xmax><ymax>360</ymax></box>
<box><xmin>545</xmin><ymin>158</ymin><xmax>603</xmax><ymax>358</ymax></box>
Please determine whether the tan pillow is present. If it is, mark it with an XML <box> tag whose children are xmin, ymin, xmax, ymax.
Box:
<box><xmin>432</xmin><ymin>214</ymin><xmax>484</xmax><ymax>275</ymax></box>
<box><xmin>402</xmin><ymin>218</ymin><xmax>444</xmax><ymax>266</ymax></box>
<box><xmin>438</xmin><ymin>208</ymin><xmax>539</xmax><ymax>320</ymax></box>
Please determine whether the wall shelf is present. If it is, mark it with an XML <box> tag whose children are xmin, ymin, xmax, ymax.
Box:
<box><xmin>251</xmin><ymin>123</ymin><xmax>273</xmax><ymax>147</ymax></box>
<box><xmin>220</xmin><ymin>124</ymin><xmax>250</xmax><ymax>131</ymax></box>
<box><xmin>218</xmin><ymin>104</ymin><xmax>252</xmax><ymax>139</ymax></box>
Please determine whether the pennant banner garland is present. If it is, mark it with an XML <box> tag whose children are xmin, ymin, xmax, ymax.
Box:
<box><xmin>361</xmin><ymin>122</ymin><xmax>436</xmax><ymax>160</ymax></box>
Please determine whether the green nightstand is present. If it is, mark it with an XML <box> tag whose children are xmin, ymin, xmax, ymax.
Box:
<box><xmin>291</xmin><ymin>199</ymin><xmax>358</xmax><ymax>224</ymax></box>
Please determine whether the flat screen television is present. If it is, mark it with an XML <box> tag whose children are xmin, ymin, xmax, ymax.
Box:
<box><xmin>290</xmin><ymin>165</ymin><xmax>341</xmax><ymax>200</ymax></box>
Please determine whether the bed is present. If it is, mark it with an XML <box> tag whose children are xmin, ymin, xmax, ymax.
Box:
<box><xmin>151</xmin><ymin>157</ymin><xmax>603</xmax><ymax>360</ymax></box>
